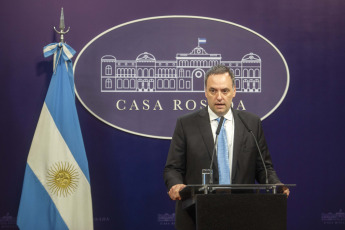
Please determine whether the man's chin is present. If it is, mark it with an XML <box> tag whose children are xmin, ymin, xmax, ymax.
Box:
<box><xmin>210</xmin><ymin>106</ymin><xmax>229</xmax><ymax>116</ymax></box>
<box><xmin>214</xmin><ymin>110</ymin><xmax>226</xmax><ymax>117</ymax></box>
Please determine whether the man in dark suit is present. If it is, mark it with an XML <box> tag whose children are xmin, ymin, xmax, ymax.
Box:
<box><xmin>163</xmin><ymin>65</ymin><xmax>289</xmax><ymax>230</ymax></box>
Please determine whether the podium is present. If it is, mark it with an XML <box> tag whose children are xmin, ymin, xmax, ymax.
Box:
<box><xmin>179</xmin><ymin>184</ymin><xmax>295</xmax><ymax>230</ymax></box>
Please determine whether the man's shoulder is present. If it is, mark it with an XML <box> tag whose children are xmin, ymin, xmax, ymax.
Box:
<box><xmin>233</xmin><ymin>109</ymin><xmax>261</xmax><ymax>122</ymax></box>
<box><xmin>178</xmin><ymin>107</ymin><xmax>208</xmax><ymax>121</ymax></box>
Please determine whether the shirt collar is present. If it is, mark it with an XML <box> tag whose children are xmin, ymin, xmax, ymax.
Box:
<box><xmin>207</xmin><ymin>106</ymin><xmax>233</xmax><ymax>122</ymax></box>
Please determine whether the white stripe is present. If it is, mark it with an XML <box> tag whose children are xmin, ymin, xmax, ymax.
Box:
<box><xmin>43</xmin><ymin>44</ymin><xmax>58</xmax><ymax>54</ymax></box>
<box><xmin>62</xmin><ymin>44</ymin><xmax>74</xmax><ymax>60</ymax></box>
<box><xmin>27</xmin><ymin>103</ymin><xmax>93</xmax><ymax>230</ymax></box>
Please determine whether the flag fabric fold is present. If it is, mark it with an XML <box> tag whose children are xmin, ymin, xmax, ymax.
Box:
<box><xmin>17</xmin><ymin>43</ymin><xmax>93</xmax><ymax>230</ymax></box>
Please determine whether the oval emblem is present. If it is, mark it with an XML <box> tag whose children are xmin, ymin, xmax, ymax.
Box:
<box><xmin>74</xmin><ymin>16</ymin><xmax>289</xmax><ymax>139</ymax></box>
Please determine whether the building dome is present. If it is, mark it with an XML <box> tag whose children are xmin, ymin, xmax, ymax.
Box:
<box><xmin>190</xmin><ymin>46</ymin><xmax>208</xmax><ymax>55</ymax></box>
<box><xmin>242</xmin><ymin>53</ymin><xmax>261</xmax><ymax>62</ymax></box>
<box><xmin>136</xmin><ymin>52</ymin><xmax>156</xmax><ymax>62</ymax></box>
<box><xmin>101</xmin><ymin>55</ymin><xmax>116</xmax><ymax>61</ymax></box>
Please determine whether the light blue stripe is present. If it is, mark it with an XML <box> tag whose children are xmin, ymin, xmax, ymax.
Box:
<box><xmin>44</xmin><ymin>47</ymin><xmax>90</xmax><ymax>183</ymax></box>
<box><xmin>198</xmin><ymin>38</ymin><xmax>207</xmax><ymax>43</ymax></box>
<box><xmin>17</xmin><ymin>164</ymin><xmax>68</xmax><ymax>230</ymax></box>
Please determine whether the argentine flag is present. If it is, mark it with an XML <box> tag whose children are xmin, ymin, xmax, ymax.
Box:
<box><xmin>17</xmin><ymin>43</ymin><xmax>93</xmax><ymax>230</ymax></box>
<box><xmin>198</xmin><ymin>38</ymin><xmax>207</xmax><ymax>45</ymax></box>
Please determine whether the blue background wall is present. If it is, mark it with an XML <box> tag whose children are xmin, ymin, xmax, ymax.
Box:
<box><xmin>1</xmin><ymin>0</ymin><xmax>345</xmax><ymax>229</ymax></box>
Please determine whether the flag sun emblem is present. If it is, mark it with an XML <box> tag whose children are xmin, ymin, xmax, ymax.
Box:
<box><xmin>47</xmin><ymin>162</ymin><xmax>79</xmax><ymax>197</ymax></box>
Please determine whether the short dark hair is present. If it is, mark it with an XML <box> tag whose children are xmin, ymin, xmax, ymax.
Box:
<box><xmin>204</xmin><ymin>65</ymin><xmax>235</xmax><ymax>87</ymax></box>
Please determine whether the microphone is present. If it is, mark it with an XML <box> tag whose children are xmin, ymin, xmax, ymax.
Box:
<box><xmin>209</xmin><ymin>116</ymin><xmax>225</xmax><ymax>176</ymax></box>
<box><xmin>237</xmin><ymin>114</ymin><xmax>269</xmax><ymax>185</ymax></box>
<box><xmin>215</xmin><ymin>116</ymin><xmax>224</xmax><ymax>135</ymax></box>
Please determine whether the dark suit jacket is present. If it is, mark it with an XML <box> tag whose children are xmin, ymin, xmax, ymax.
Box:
<box><xmin>163</xmin><ymin>107</ymin><xmax>281</xmax><ymax>230</ymax></box>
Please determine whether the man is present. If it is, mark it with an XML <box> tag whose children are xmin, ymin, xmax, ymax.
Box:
<box><xmin>163</xmin><ymin>65</ymin><xmax>289</xmax><ymax>230</ymax></box>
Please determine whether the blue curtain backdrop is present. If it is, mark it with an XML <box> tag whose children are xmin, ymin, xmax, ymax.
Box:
<box><xmin>1</xmin><ymin>0</ymin><xmax>345</xmax><ymax>229</ymax></box>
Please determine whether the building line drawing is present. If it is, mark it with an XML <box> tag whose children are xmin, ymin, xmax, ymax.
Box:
<box><xmin>322</xmin><ymin>209</ymin><xmax>345</xmax><ymax>222</ymax></box>
<box><xmin>101</xmin><ymin>39</ymin><xmax>262</xmax><ymax>93</ymax></box>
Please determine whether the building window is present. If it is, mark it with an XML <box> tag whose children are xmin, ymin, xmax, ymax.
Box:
<box><xmin>128</xmin><ymin>69</ymin><xmax>134</xmax><ymax>77</ymax></box>
<box><xmin>179</xmin><ymin>79</ymin><xmax>184</xmax><ymax>89</ymax></box>
<box><xmin>249</xmin><ymin>69</ymin><xmax>254</xmax><ymax>77</ymax></box>
<box><xmin>138</xmin><ymin>79</ymin><xmax>143</xmax><ymax>89</ymax></box>
<box><xmin>164</xmin><ymin>79</ymin><xmax>169</xmax><ymax>89</ymax></box>
<box><xmin>117</xmin><ymin>68</ymin><xmax>123</xmax><ymax>76</ymax></box>
<box><xmin>149</xmin><ymin>79</ymin><xmax>154</xmax><ymax>90</ymax></box>
<box><xmin>144</xmin><ymin>79</ymin><xmax>149</xmax><ymax>89</ymax></box>
<box><xmin>130</xmin><ymin>79</ymin><xmax>135</xmax><ymax>89</ymax></box>
<box><xmin>117</xmin><ymin>79</ymin><xmax>122</xmax><ymax>89</ymax></box>
<box><xmin>179</xmin><ymin>69</ymin><xmax>184</xmax><ymax>77</ymax></box>
<box><xmin>105</xmin><ymin>65</ymin><xmax>112</xmax><ymax>75</ymax></box>
<box><xmin>186</xmin><ymin>81</ymin><xmax>190</xmax><ymax>89</ymax></box>
<box><xmin>105</xmin><ymin>78</ymin><xmax>112</xmax><ymax>89</ymax></box>
<box><xmin>138</xmin><ymin>68</ymin><xmax>143</xmax><ymax>77</ymax></box>
<box><xmin>158</xmin><ymin>79</ymin><xmax>163</xmax><ymax>89</ymax></box>
<box><xmin>249</xmin><ymin>80</ymin><xmax>254</xmax><ymax>89</ymax></box>
<box><xmin>124</xmin><ymin>79</ymin><xmax>129</xmax><ymax>89</ymax></box>
<box><xmin>143</xmin><ymin>68</ymin><xmax>148</xmax><ymax>77</ymax></box>
<box><xmin>149</xmin><ymin>68</ymin><xmax>154</xmax><ymax>77</ymax></box>
<box><xmin>235</xmin><ymin>79</ymin><xmax>240</xmax><ymax>89</ymax></box>
<box><xmin>243</xmin><ymin>69</ymin><xmax>248</xmax><ymax>77</ymax></box>
<box><xmin>170</xmin><ymin>79</ymin><xmax>175</xmax><ymax>89</ymax></box>
<box><xmin>243</xmin><ymin>79</ymin><xmax>248</xmax><ymax>90</ymax></box>
<box><xmin>255</xmin><ymin>69</ymin><xmax>260</xmax><ymax>77</ymax></box>
<box><xmin>254</xmin><ymin>79</ymin><xmax>260</xmax><ymax>89</ymax></box>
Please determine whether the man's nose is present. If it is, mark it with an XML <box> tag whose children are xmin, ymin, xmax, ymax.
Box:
<box><xmin>216</xmin><ymin>91</ymin><xmax>223</xmax><ymax>100</ymax></box>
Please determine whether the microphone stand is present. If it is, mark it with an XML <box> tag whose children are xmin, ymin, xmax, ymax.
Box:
<box><xmin>237</xmin><ymin>114</ymin><xmax>270</xmax><ymax>192</ymax></box>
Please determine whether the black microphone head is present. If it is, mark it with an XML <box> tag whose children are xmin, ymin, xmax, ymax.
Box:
<box><xmin>215</xmin><ymin>116</ymin><xmax>225</xmax><ymax>135</ymax></box>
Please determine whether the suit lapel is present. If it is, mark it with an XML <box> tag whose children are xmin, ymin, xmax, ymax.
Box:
<box><xmin>196</xmin><ymin>108</ymin><xmax>217</xmax><ymax>170</ymax></box>
<box><xmin>231</xmin><ymin>109</ymin><xmax>246</xmax><ymax>181</ymax></box>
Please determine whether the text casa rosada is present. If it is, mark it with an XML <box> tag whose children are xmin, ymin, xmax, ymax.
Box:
<box><xmin>114</xmin><ymin>99</ymin><xmax>246</xmax><ymax>111</ymax></box>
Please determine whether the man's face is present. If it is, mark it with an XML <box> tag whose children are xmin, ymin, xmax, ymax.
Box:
<box><xmin>205</xmin><ymin>72</ymin><xmax>236</xmax><ymax>117</ymax></box>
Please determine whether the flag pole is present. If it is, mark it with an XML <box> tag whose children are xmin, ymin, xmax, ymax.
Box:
<box><xmin>54</xmin><ymin>7</ymin><xmax>70</xmax><ymax>43</ymax></box>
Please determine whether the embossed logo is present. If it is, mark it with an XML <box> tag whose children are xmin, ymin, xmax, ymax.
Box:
<box><xmin>74</xmin><ymin>16</ymin><xmax>289</xmax><ymax>139</ymax></box>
